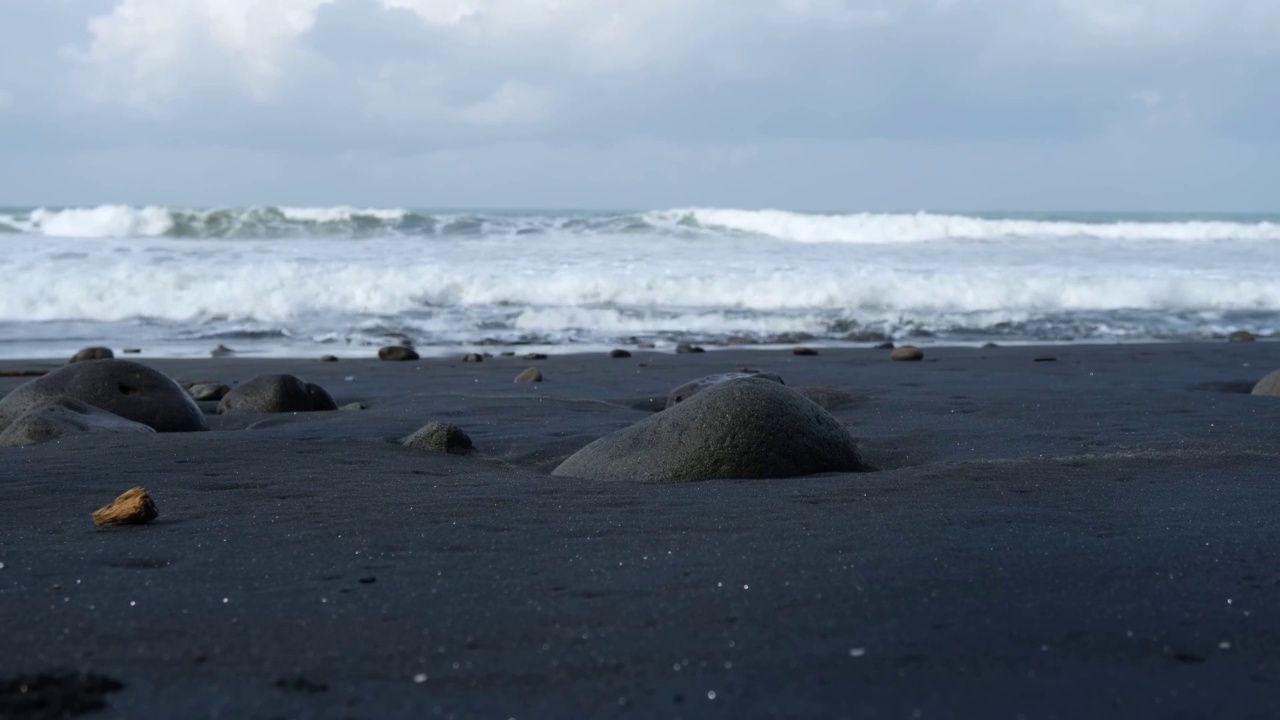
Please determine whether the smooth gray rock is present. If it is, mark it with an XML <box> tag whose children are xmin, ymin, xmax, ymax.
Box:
<box><xmin>1252</xmin><ymin>369</ymin><xmax>1280</xmax><ymax>397</ymax></box>
<box><xmin>186</xmin><ymin>382</ymin><xmax>230</xmax><ymax>401</ymax></box>
<box><xmin>0</xmin><ymin>360</ymin><xmax>206</xmax><ymax>433</ymax></box>
<box><xmin>68</xmin><ymin>347</ymin><xmax>114</xmax><ymax>363</ymax></box>
<box><xmin>554</xmin><ymin>376</ymin><xmax>863</xmax><ymax>482</ymax></box>
<box><xmin>403</xmin><ymin>422</ymin><xmax>475</xmax><ymax>455</ymax></box>
<box><xmin>0</xmin><ymin>397</ymin><xmax>154</xmax><ymax>448</ymax></box>
<box><xmin>216</xmin><ymin>374</ymin><xmax>338</xmax><ymax>414</ymax></box>
<box><xmin>378</xmin><ymin>346</ymin><xmax>419</xmax><ymax>361</ymax></box>
<box><xmin>665</xmin><ymin>371</ymin><xmax>784</xmax><ymax>409</ymax></box>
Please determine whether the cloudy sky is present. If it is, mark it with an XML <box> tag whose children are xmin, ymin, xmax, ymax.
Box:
<box><xmin>1</xmin><ymin>0</ymin><xmax>1276</xmax><ymax>210</ymax></box>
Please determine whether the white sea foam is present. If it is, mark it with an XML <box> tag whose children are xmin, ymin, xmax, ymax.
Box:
<box><xmin>1</xmin><ymin>205</ymin><xmax>1278</xmax><ymax>355</ymax></box>
<box><xmin>666</xmin><ymin>208</ymin><xmax>1280</xmax><ymax>244</ymax></box>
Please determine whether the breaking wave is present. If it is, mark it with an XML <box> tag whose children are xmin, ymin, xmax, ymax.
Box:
<box><xmin>2</xmin><ymin>205</ymin><xmax>1279</xmax><ymax>243</ymax></box>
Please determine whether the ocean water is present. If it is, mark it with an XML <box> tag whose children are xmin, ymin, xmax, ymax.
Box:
<box><xmin>1</xmin><ymin>205</ymin><xmax>1277</xmax><ymax>358</ymax></box>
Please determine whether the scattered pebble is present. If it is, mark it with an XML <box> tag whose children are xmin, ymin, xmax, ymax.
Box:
<box><xmin>792</xmin><ymin>347</ymin><xmax>818</xmax><ymax>356</ymax></box>
<box><xmin>463</xmin><ymin>353</ymin><xmax>484</xmax><ymax>363</ymax></box>
<box><xmin>1034</xmin><ymin>356</ymin><xmax>1057</xmax><ymax>363</ymax></box>
<box><xmin>890</xmin><ymin>346</ymin><xmax>924</xmax><ymax>362</ymax></box>
<box><xmin>610</xmin><ymin>349</ymin><xmax>632</xmax><ymax>358</ymax></box>
<box><xmin>358</xmin><ymin>576</ymin><xmax>377</xmax><ymax>584</ymax></box>
<box><xmin>525</xmin><ymin>353</ymin><xmax>548</xmax><ymax>360</ymax></box>
<box><xmin>378</xmin><ymin>346</ymin><xmax>419</xmax><ymax>361</ymax></box>
<box><xmin>676</xmin><ymin>343</ymin><xmax>705</xmax><ymax>354</ymax></box>
<box><xmin>515</xmin><ymin>367</ymin><xmax>543</xmax><ymax>383</ymax></box>
<box><xmin>319</xmin><ymin>355</ymin><xmax>339</xmax><ymax>362</ymax></box>
<box><xmin>122</xmin><ymin>348</ymin><xmax>141</xmax><ymax>354</ymax></box>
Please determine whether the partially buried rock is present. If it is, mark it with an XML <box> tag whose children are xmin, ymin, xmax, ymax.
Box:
<box><xmin>185</xmin><ymin>382</ymin><xmax>230</xmax><ymax>401</ymax></box>
<box><xmin>69</xmin><ymin>346</ymin><xmax>113</xmax><ymax>363</ymax></box>
<box><xmin>515</xmin><ymin>367</ymin><xmax>543</xmax><ymax>383</ymax></box>
<box><xmin>610</xmin><ymin>349</ymin><xmax>632</xmax><ymax>358</ymax></box>
<box><xmin>890</xmin><ymin>346</ymin><xmax>924</xmax><ymax>362</ymax></box>
<box><xmin>525</xmin><ymin>353</ymin><xmax>548</xmax><ymax>360</ymax></box>
<box><xmin>1252</xmin><ymin>369</ymin><xmax>1280</xmax><ymax>397</ymax></box>
<box><xmin>403</xmin><ymin>422</ymin><xmax>475</xmax><ymax>455</ymax></box>
<box><xmin>875</xmin><ymin>341</ymin><xmax>895</xmax><ymax>350</ymax></box>
<box><xmin>675</xmin><ymin>343</ymin><xmax>706</xmax><ymax>354</ymax></box>
<box><xmin>0</xmin><ymin>359</ymin><xmax>207</xmax><ymax>433</ymax></box>
<box><xmin>463</xmin><ymin>353</ymin><xmax>484</xmax><ymax>363</ymax></box>
<box><xmin>1229</xmin><ymin>330</ymin><xmax>1256</xmax><ymax>343</ymax></box>
<box><xmin>666</xmin><ymin>371</ymin><xmax>784</xmax><ymax>409</ymax></box>
<box><xmin>553</xmin><ymin>376</ymin><xmax>863</xmax><ymax>482</ymax></box>
<box><xmin>92</xmin><ymin>487</ymin><xmax>158</xmax><ymax>526</ymax></box>
<box><xmin>378</xmin><ymin>346</ymin><xmax>419</xmax><ymax>362</ymax></box>
<box><xmin>0</xmin><ymin>397</ymin><xmax>155</xmax><ymax>448</ymax></box>
<box><xmin>793</xmin><ymin>347</ymin><xmax>818</xmax><ymax>356</ymax></box>
<box><xmin>216</xmin><ymin>374</ymin><xmax>338</xmax><ymax>414</ymax></box>
<box><xmin>319</xmin><ymin>355</ymin><xmax>339</xmax><ymax>362</ymax></box>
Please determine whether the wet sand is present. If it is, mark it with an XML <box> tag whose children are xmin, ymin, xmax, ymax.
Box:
<box><xmin>1</xmin><ymin>343</ymin><xmax>1279</xmax><ymax>719</ymax></box>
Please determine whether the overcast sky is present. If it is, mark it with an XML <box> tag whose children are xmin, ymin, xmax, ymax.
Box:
<box><xmin>1</xmin><ymin>0</ymin><xmax>1276</xmax><ymax>210</ymax></box>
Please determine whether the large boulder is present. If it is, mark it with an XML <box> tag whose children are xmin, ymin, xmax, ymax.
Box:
<box><xmin>1252</xmin><ymin>369</ymin><xmax>1280</xmax><ymax>397</ymax></box>
<box><xmin>0</xmin><ymin>397</ymin><xmax>155</xmax><ymax>448</ymax></box>
<box><xmin>216</xmin><ymin>374</ymin><xmax>338</xmax><ymax>414</ymax></box>
<box><xmin>0</xmin><ymin>360</ymin><xmax>206</xmax><ymax>433</ymax></box>
<box><xmin>665</xmin><ymin>371</ymin><xmax>784</xmax><ymax>409</ymax></box>
<box><xmin>553</xmin><ymin>376</ymin><xmax>863</xmax><ymax>482</ymax></box>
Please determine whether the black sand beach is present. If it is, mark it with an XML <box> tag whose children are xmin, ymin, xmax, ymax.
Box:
<box><xmin>2</xmin><ymin>343</ymin><xmax>1279</xmax><ymax>719</ymax></box>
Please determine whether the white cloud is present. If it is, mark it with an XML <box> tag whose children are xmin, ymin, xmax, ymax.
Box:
<box><xmin>77</xmin><ymin>0</ymin><xmax>337</xmax><ymax>110</ymax></box>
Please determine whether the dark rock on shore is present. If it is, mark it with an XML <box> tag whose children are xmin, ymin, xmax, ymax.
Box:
<box><xmin>378</xmin><ymin>346</ymin><xmax>419</xmax><ymax>362</ymax></box>
<box><xmin>875</xmin><ymin>341</ymin><xmax>895</xmax><ymax>350</ymax></box>
<box><xmin>69</xmin><ymin>347</ymin><xmax>114</xmax><ymax>363</ymax></box>
<box><xmin>1229</xmin><ymin>330</ymin><xmax>1256</xmax><ymax>342</ymax></box>
<box><xmin>185</xmin><ymin>382</ymin><xmax>230</xmax><ymax>401</ymax></box>
<box><xmin>666</xmin><ymin>371</ymin><xmax>784</xmax><ymax>409</ymax></box>
<box><xmin>793</xmin><ymin>347</ymin><xmax>818</xmax><ymax>356</ymax></box>
<box><xmin>463</xmin><ymin>353</ymin><xmax>484</xmax><ymax>363</ymax></box>
<box><xmin>553</xmin><ymin>376</ymin><xmax>863</xmax><ymax>482</ymax></box>
<box><xmin>210</xmin><ymin>344</ymin><xmax>236</xmax><ymax>357</ymax></box>
<box><xmin>675</xmin><ymin>343</ymin><xmax>705</xmax><ymax>354</ymax></box>
<box><xmin>0</xmin><ymin>397</ymin><xmax>155</xmax><ymax>448</ymax></box>
<box><xmin>610</xmin><ymin>349</ymin><xmax>632</xmax><ymax>358</ymax></box>
<box><xmin>0</xmin><ymin>360</ymin><xmax>207</xmax><ymax>433</ymax></box>
<box><xmin>403</xmin><ymin>422</ymin><xmax>476</xmax><ymax>455</ymax></box>
<box><xmin>319</xmin><ymin>355</ymin><xmax>339</xmax><ymax>362</ymax></box>
<box><xmin>891</xmin><ymin>346</ymin><xmax>924</xmax><ymax>361</ymax></box>
<box><xmin>1252</xmin><ymin>369</ymin><xmax>1280</xmax><ymax>397</ymax></box>
<box><xmin>515</xmin><ymin>367</ymin><xmax>543</xmax><ymax>383</ymax></box>
<box><xmin>216</xmin><ymin>375</ymin><xmax>338</xmax><ymax>414</ymax></box>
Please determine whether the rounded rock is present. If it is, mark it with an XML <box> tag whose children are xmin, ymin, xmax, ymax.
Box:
<box><xmin>553</xmin><ymin>376</ymin><xmax>863</xmax><ymax>482</ymax></box>
<box><xmin>890</xmin><ymin>346</ymin><xmax>924</xmax><ymax>362</ymax></box>
<box><xmin>666</xmin><ymin>372</ymin><xmax>784</xmax><ymax>409</ymax></box>
<box><xmin>1252</xmin><ymin>369</ymin><xmax>1280</xmax><ymax>397</ymax></box>
<box><xmin>69</xmin><ymin>347</ymin><xmax>114</xmax><ymax>364</ymax></box>
<box><xmin>403</xmin><ymin>422</ymin><xmax>475</xmax><ymax>455</ymax></box>
<box><xmin>379</xmin><ymin>346</ymin><xmax>420</xmax><ymax>362</ymax></box>
<box><xmin>0</xmin><ymin>360</ymin><xmax>206</xmax><ymax>433</ymax></box>
<box><xmin>515</xmin><ymin>367</ymin><xmax>543</xmax><ymax>383</ymax></box>
<box><xmin>216</xmin><ymin>374</ymin><xmax>338</xmax><ymax>414</ymax></box>
<box><xmin>0</xmin><ymin>397</ymin><xmax>155</xmax><ymax>448</ymax></box>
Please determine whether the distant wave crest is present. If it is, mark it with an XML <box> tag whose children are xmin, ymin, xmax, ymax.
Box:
<box><xmin>3</xmin><ymin>204</ymin><xmax>1279</xmax><ymax>243</ymax></box>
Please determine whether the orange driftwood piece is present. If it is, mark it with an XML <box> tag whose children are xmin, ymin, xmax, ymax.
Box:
<box><xmin>92</xmin><ymin>487</ymin><xmax>159</xmax><ymax>527</ymax></box>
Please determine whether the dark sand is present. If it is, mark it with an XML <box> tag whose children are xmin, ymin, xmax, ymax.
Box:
<box><xmin>1</xmin><ymin>344</ymin><xmax>1278</xmax><ymax>719</ymax></box>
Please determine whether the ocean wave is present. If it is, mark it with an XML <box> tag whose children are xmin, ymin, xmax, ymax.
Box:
<box><xmin>0</xmin><ymin>259</ymin><xmax>1276</xmax><ymax>324</ymax></box>
<box><xmin>5</xmin><ymin>205</ymin><xmax>1279</xmax><ymax>243</ymax></box>
<box><xmin>662</xmin><ymin>208</ymin><xmax>1280</xmax><ymax>243</ymax></box>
